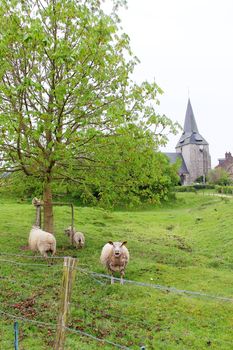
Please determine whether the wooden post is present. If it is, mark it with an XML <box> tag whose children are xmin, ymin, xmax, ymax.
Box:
<box><xmin>70</xmin><ymin>204</ymin><xmax>74</xmax><ymax>246</ymax></box>
<box><xmin>14</xmin><ymin>321</ymin><xmax>19</xmax><ymax>350</ymax></box>
<box><xmin>32</xmin><ymin>198</ymin><xmax>42</xmax><ymax>228</ymax></box>
<box><xmin>33</xmin><ymin>201</ymin><xmax>74</xmax><ymax>234</ymax></box>
<box><xmin>54</xmin><ymin>257</ymin><xmax>77</xmax><ymax>350</ymax></box>
<box><xmin>36</xmin><ymin>205</ymin><xmax>41</xmax><ymax>228</ymax></box>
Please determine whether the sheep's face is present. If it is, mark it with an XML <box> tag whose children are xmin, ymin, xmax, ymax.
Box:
<box><xmin>64</xmin><ymin>226</ymin><xmax>74</xmax><ymax>237</ymax></box>
<box><xmin>109</xmin><ymin>241</ymin><xmax>127</xmax><ymax>257</ymax></box>
<box><xmin>64</xmin><ymin>228</ymin><xmax>71</xmax><ymax>237</ymax></box>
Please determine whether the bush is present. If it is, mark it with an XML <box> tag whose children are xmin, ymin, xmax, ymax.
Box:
<box><xmin>174</xmin><ymin>184</ymin><xmax>215</xmax><ymax>192</ymax></box>
<box><xmin>192</xmin><ymin>184</ymin><xmax>215</xmax><ymax>190</ymax></box>
<box><xmin>207</xmin><ymin>168</ymin><xmax>232</xmax><ymax>186</ymax></box>
<box><xmin>174</xmin><ymin>186</ymin><xmax>196</xmax><ymax>192</ymax></box>
<box><xmin>215</xmin><ymin>185</ymin><xmax>233</xmax><ymax>194</ymax></box>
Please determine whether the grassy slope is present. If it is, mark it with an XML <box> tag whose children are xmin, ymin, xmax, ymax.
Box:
<box><xmin>0</xmin><ymin>192</ymin><xmax>232</xmax><ymax>349</ymax></box>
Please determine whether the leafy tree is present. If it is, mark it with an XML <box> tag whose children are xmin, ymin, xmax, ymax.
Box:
<box><xmin>207</xmin><ymin>168</ymin><xmax>232</xmax><ymax>186</ymax></box>
<box><xmin>0</xmin><ymin>0</ymin><xmax>179</xmax><ymax>232</ymax></box>
<box><xmin>68</xmin><ymin>124</ymin><xmax>180</xmax><ymax>207</ymax></box>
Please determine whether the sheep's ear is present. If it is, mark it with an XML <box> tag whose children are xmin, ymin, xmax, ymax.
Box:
<box><xmin>121</xmin><ymin>241</ymin><xmax>127</xmax><ymax>246</ymax></box>
<box><xmin>108</xmin><ymin>241</ymin><xmax>114</xmax><ymax>245</ymax></box>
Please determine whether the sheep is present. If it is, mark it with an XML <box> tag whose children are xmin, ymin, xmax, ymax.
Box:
<box><xmin>28</xmin><ymin>225</ymin><xmax>56</xmax><ymax>258</ymax></box>
<box><xmin>100</xmin><ymin>241</ymin><xmax>129</xmax><ymax>285</ymax></box>
<box><xmin>64</xmin><ymin>226</ymin><xmax>85</xmax><ymax>249</ymax></box>
<box><xmin>32</xmin><ymin>197</ymin><xmax>43</xmax><ymax>206</ymax></box>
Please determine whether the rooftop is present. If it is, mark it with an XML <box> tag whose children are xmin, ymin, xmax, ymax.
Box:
<box><xmin>176</xmin><ymin>99</ymin><xmax>208</xmax><ymax>148</ymax></box>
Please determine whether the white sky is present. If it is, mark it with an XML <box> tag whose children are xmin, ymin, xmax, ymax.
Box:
<box><xmin>114</xmin><ymin>0</ymin><xmax>233</xmax><ymax>167</ymax></box>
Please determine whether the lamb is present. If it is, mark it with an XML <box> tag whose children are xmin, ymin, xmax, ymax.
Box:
<box><xmin>64</xmin><ymin>226</ymin><xmax>85</xmax><ymax>249</ymax></box>
<box><xmin>100</xmin><ymin>241</ymin><xmax>129</xmax><ymax>285</ymax></box>
<box><xmin>28</xmin><ymin>226</ymin><xmax>56</xmax><ymax>258</ymax></box>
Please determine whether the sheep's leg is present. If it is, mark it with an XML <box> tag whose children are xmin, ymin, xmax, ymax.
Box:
<box><xmin>49</xmin><ymin>250</ymin><xmax>55</xmax><ymax>265</ymax></box>
<box><xmin>33</xmin><ymin>251</ymin><xmax>37</xmax><ymax>261</ymax></box>
<box><xmin>120</xmin><ymin>270</ymin><xmax>125</xmax><ymax>285</ymax></box>
<box><xmin>40</xmin><ymin>248</ymin><xmax>48</xmax><ymax>259</ymax></box>
<box><xmin>110</xmin><ymin>272</ymin><xmax>114</xmax><ymax>285</ymax></box>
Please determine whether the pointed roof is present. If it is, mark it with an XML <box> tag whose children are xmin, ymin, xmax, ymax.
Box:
<box><xmin>183</xmin><ymin>99</ymin><xmax>199</xmax><ymax>133</ymax></box>
<box><xmin>176</xmin><ymin>99</ymin><xmax>208</xmax><ymax>148</ymax></box>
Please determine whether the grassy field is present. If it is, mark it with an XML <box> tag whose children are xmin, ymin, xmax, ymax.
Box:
<box><xmin>0</xmin><ymin>192</ymin><xmax>232</xmax><ymax>349</ymax></box>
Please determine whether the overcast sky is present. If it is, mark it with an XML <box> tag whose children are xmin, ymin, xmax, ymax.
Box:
<box><xmin>113</xmin><ymin>0</ymin><xmax>233</xmax><ymax>167</ymax></box>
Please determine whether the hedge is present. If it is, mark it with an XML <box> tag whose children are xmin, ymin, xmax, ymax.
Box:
<box><xmin>174</xmin><ymin>184</ymin><xmax>215</xmax><ymax>192</ymax></box>
<box><xmin>215</xmin><ymin>185</ymin><xmax>233</xmax><ymax>194</ymax></box>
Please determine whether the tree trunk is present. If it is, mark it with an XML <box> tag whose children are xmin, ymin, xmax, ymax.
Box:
<box><xmin>43</xmin><ymin>180</ymin><xmax>54</xmax><ymax>233</ymax></box>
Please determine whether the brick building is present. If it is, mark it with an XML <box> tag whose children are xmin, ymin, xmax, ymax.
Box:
<box><xmin>216</xmin><ymin>152</ymin><xmax>233</xmax><ymax>178</ymax></box>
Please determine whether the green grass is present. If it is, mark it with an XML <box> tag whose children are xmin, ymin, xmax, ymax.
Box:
<box><xmin>0</xmin><ymin>192</ymin><xmax>233</xmax><ymax>349</ymax></box>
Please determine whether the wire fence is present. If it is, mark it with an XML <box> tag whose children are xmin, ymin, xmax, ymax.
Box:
<box><xmin>0</xmin><ymin>309</ymin><xmax>133</xmax><ymax>350</ymax></box>
<box><xmin>0</xmin><ymin>255</ymin><xmax>135</xmax><ymax>349</ymax></box>
<box><xmin>2</xmin><ymin>304</ymin><xmax>232</xmax><ymax>349</ymax></box>
<box><xmin>0</xmin><ymin>255</ymin><xmax>233</xmax><ymax>349</ymax></box>
<box><xmin>1</xmin><ymin>253</ymin><xmax>232</xmax><ymax>302</ymax></box>
<box><xmin>76</xmin><ymin>267</ymin><xmax>233</xmax><ymax>303</ymax></box>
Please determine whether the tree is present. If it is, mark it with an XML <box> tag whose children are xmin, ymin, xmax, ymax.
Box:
<box><xmin>0</xmin><ymin>0</ymin><xmax>179</xmax><ymax>232</ymax></box>
<box><xmin>67</xmin><ymin>124</ymin><xmax>180</xmax><ymax>207</ymax></box>
<box><xmin>207</xmin><ymin>168</ymin><xmax>232</xmax><ymax>186</ymax></box>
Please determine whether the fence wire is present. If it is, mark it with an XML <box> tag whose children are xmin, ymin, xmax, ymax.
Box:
<box><xmin>77</xmin><ymin>268</ymin><xmax>233</xmax><ymax>303</ymax></box>
<box><xmin>0</xmin><ymin>256</ymin><xmax>233</xmax><ymax>349</ymax></box>
<box><xmin>1</xmin><ymin>307</ymin><xmax>232</xmax><ymax>349</ymax></box>
<box><xmin>0</xmin><ymin>258</ymin><xmax>62</xmax><ymax>268</ymax></box>
<box><xmin>0</xmin><ymin>309</ymin><xmax>132</xmax><ymax>350</ymax></box>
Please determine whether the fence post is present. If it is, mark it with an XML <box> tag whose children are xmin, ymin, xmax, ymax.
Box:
<box><xmin>54</xmin><ymin>257</ymin><xmax>77</xmax><ymax>350</ymax></box>
<box><xmin>14</xmin><ymin>321</ymin><xmax>19</xmax><ymax>350</ymax></box>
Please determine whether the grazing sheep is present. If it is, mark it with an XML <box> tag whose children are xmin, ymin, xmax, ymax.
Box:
<box><xmin>32</xmin><ymin>197</ymin><xmax>43</xmax><ymax>206</ymax></box>
<box><xmin>100</xmin><ymin>241</ymin><xmax>129</xmax><ymax>285</ymax></box>
<box><xmin>64</xmin><ymin>226</ymin><xmax>85</xmax><ymax>249</ymax></box>
<box><xmin>28</xmin><ymin>226</ymin><xmax>56</xmax><ymax>258</ymax></box>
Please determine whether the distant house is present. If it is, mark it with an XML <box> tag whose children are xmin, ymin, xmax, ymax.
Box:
<box><xmin>165</xmin><ymin>99</ymin><xmax>211</xmax><ymax>185</ymax></box>
<box><xmin>216</xmin><ymin>152</ymin><xmax>233</xmax><ymax>178</ymax></box>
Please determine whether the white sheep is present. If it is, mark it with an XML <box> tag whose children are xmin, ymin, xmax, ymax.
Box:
<box><xmin>28</xmin><ymin>226</ymin><xmax>56</xmax><ymax>258</ymax></box>
<box><xmin>100</xmin><ymin>241</ymin><xmax>129</xmax><ymax>285</ymax></box>
<box><xmin>64</xmin><ymin>226</ymin><xmax>85</xmax><ymax>249</ymax></box>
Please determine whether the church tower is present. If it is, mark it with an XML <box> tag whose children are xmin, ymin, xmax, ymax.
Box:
<box><xmin>176</xmin><ymin>99</ymin><xmax>211</xmax><ymax>185</ymax></box>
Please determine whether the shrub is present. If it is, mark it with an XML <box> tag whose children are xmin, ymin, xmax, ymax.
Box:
<box><xmin>207</xmin><ymin>168</ymin><xmax>232</xmax><ymax>186</ymax></box>
<box><xmin>174</xmin><ymin>186</ymin><xmax>196</xmax><ymax>192</ymax></box>
<box><xmin>174</xmin><ymin>184</ymin><xmax>215</xmax><ymax>192</ymax></box>
<box><xmin>192</xmin><ymin>184</ymin><xmax>215</xmax><ymax>190</ymax></box>
<box><xmin>215</xmin><ymin>185</ymin><xmax>233</xmax><ymax>194</ymax></box>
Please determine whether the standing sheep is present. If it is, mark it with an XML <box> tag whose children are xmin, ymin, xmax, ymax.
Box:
<box><xmin>29</xmin><ymin>198</ymin><xmax>56</xmax><ymax>258</ymax></box>
<box><xmin>28</xmin><ymin>226</ymin><xmax>56</xmax><ymax>258</ymax></box>
<box><xmin>100</xmin><ymin>241</ymin><xmax>129</xmax><ymax>285</ymax></box>
<box><xmin>64</xmin><ymin>226</ymin><xmax>85</xmax><ymax>249</ymax></box>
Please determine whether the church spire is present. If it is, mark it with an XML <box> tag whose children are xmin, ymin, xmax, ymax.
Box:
<box><xmin>176</xmin><ymin>99</ymin><xmax>208</xmax><ymax>148</ymax></box>
<box><xmin>183</xmin><ymin>99</ymin><xmax>199</xmax><ymax>133</ymax></box>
